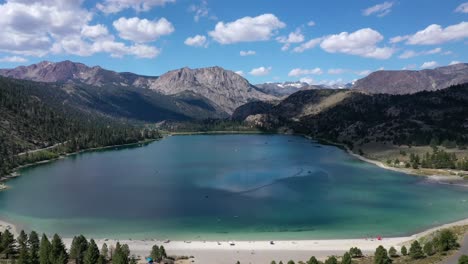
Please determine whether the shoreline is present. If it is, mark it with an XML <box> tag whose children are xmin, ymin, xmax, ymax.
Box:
<box><xmin>1</xmin><ymin>217</ymin><xmax>468</xmax><ymax>263</ymax></box>
<box><xmin>312</xmin><ymin>137</ymin><xmax>468</xmax><ymax>184</ymax></box>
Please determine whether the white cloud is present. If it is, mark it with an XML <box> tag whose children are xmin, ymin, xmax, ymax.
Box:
<box><xmin>292</xmin><ymin>38</ymin><xmax>322</xmax><ymax>53</ymax></box>
<box><xmin>0</xmin><ymin>1</ymin><xmax>162</xmax><ymax>59</ymax></box>
<box><xmin>240</xmin><ymin>50</ymin><xmax>256</xmax><ymax>56</ymax></box>
<box><xmin>189</xmin><ymin>0</ymin><xmax>216</xmax><ymax>22</ymax></box>
<box><xmin>0</xmin><ymin>56</ymin><xmax>27</xmax><ymax>63</ymax></box>
<box><xmin>362</xmin><ymin>1</ymin><xmax>394</xmax><ymax>17</ymax></box>
<box><xmin>449</xmin><ymin>61</ymin><xmax>462</xmax><ymax>65</ymax></box>
<box><xmin>455</xmin><ymin>2</ymin><xmax>468</xmax><ymax>13</ymax></box>
<box><xmin>249</xmin><ymin>66</ymin><xmax>272</xmax><ymax>76</ymax></box>
<box><xmin>320</xmin><ymin>28</ymin><xmax>394</xmax><ymax>59</ymax></box>
<box><xmin>420</xmin><ymin>61</ymin><xmax>438</xmax><ymax>69</ymax></box>
<box><xmin>398</xmin><ymin>47</ymin><xmax>442</xmax><ymax>59</ymax></box>
<box><xmin>277</xmin><ymin>29</ymin><xmax>304</xmax><ymax>51</ymax></box>
<box><xmin>288</xmin><ymin>68</ymin><xmax>323</xmax><ymax>77</ymax></box>
<box><xmin>209</xmin><ymin>14</ymin><xmax>286</xmax><ymax>44</ymax></box>
<box><xmin>300</xmin><ymin>77</ymin><xmax>314</xmax><ymax>84</ymax></box>
<box><xmin>113</xmin><ymin>17</ymin><xmax>174</xmax><ymax>43</ymax></box>
<box><xmin>393</xmin><ymin>22</ymin><xmax>468</xmax><ymax>45</ymax></box>
<box><xmin>97</xmin><ymin>0</ymin><xmax>175</xmax><ymax>13</ymax></box>
<box><xmin>307</xmin><ymin>21</ymin><xmax>316</xmax><ymax>27</ymax></box>
<box><xmin>0</xmin><ymin>0</ymin><xmax>91</xmax><ymax>56</ymax></box>
<box><xmin>235</xmin><ymin>70</ymin><xmax>244</xmax><ymax>76</ymax></box>
<box><xmin>390</xmin><ymin>35</ymin><xmax>408</xmax><ymax>44</ymax></box>
<box><xmin>328</xmin><ymin>68</ymin><xmax>347</xmax><ymax>74</ymax></box>
<box><xmin>81</xmin><ymin>24</ymin><xmax>110</xmax><ymax>39</ymax></box>
<box><xmin>184</xmin><ymin>35</ymin><xmax>207</xmax><ymax>47</ymax></box>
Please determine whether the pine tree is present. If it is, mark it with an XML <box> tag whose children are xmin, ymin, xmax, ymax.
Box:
<box><xmin>342</xmin><ymin>252</ymin><xmax>352</xmax><ymax>264</ymax></box>
<box><xmin>29</xmin><ymin>231</ymin><xmax>40</xmax><ymax>264</ymax></box>
<box><xmin>349</xmin><ymin>247</ymin><xmax>363</xmax><ymax>258</ymax></box>
<box><xmin>49</xmin><ymin>234</ymin><xmax>68</xmax><ymax>264</ymax></box>
<box><xmin>388</xmin><ymin>247</ymin><xmax>397</xmax><ymax>257</ymax></box>
<box><xmin>97</xmin><ymin>255</ymin><xmax>106</xmax><ymax>264</ymax></box>
<box><xmin>307</xmin><ymin>256</ymin><xmax>319</xmax><ymax>264</ymax></box>
<box><xmin>69</xmin><ymin>235</ymin><xmax>88</xmax><ymax>264</ymax></box>
<box><xmin>423</xmin><ymin>241</ymin><xmax>434</xmax><ymax>256</ymax></box>
<box><xmin>159</xmin><ymin>245</ymin><xmax>167</xmax><ymax>259</ymax></box>
<box><xmin>39</xmin><ymin>234</ymin><xmax>51</xmax><ymax>264</ymax></box>
<box><xmin>100</xmin><ymin>243</ymin><xmax>109</xmax><ymax>260</ymax></box>
<box><xmin>325</xmin><ymin>256</ymin><xmax>338</xmax><ymax>264</ymax></box>
<box><xmin>374</xmin><ymin>246</ymin><xmax>391</xmax><ymax>264</ymax></box>
<box><xmin>83</xmin><ymin>239</ymin><xmax>100</xmax><ymax>264</ymax></box>
<box><xmin>150</xmin><ymin>245</ymin><xmax>161</xmax><ymax>262</ymax></box>
<box><xmin>112</xmin><ymin>243</ymin><xmax>128</xmax><ymax>264</ymax></box>
<box><xmin>1</xmin><ymin>229</ymin><xmax>16</xmax><ymax>258</ymax></box>
<box><xmin>409</xmin><ymin>241</ymin><xmax>424</xmax><ymax>259</ymax></box>
<box><xmin>18</xmin><ymin>230</ymin><xmax>30</xmax><ymax>264</ymax></box>
<box><xmin>400</xmin><ymin>246</ymin><xmax>407</xmax><ymax>256</ymax></box>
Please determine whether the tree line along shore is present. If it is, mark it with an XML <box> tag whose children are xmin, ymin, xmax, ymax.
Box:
<box><xmin>0</xmin><ymin>227</ymin><xmax>466</xmax><ymax>264</ymax></box>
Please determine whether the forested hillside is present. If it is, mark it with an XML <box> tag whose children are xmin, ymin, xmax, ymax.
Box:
<box><xmin>0</xmin><ymin>77</ymin><xmax>160</xmax><ymax>176</ymax></box>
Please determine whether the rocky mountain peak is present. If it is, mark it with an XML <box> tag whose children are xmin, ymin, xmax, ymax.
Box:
<box><xmin>149</xmin><ymin>66</ymin><xmax>274</xmax><ymax>114</ymax></box>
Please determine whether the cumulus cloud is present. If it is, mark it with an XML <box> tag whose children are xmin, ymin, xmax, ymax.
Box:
<box><xmin>249</xmin><ymin>66</ymin><xmax>272</xmax><ymax>76</ymax></box>
<box><xmin>0</xmin><ymin>0</ymin><xmax>162</xmax><ymax>59</ymax></box>
<box><xmin>235</xmin><ymin>70</ymin><xmax>244</xmax><ymax>76</ymax></box>
<box><xmin>449</xmin><ymin>61</ymin><xmax>462</xmax><ymax>65</ymax></box>
<box><xmin>97</xmin><ymin>0</ymin><xmax>175</xmax><ymax>13</ymax></box>
<box><xmin>292</xmin><ymin>38</ymin><xmax>322</xmax><ymax>53</ymax></box>
<box><xmin>277</xmin><ymin>29</ymin><xmax>304</xmax><ymax>51</ymax></box>
<box><xmin>362</xmin><ymin>1</ymin><xmax>394</xmax><ymax>17</ymax></box>
<box><xmin>0</xmin><ymin>56</ymin><xmax>27</xmax><ymax>63</ymax></box>
<box><xmin>209</xmin><ymin>14</ymin><xmax>286</xmax><ymax>44</ymax></box>
<box><xmin>307</xmin><ymin>21</ymin><xmax>316</xmax><ymax>27</ymax></box>
<box><xmin>420</xmin><ymin>61</ymin><xmax>438</xmax><ymax>69</ymax></box>
<box><xmin>81</xmin><ymin>24</ymin><xmax>110</xmax><ymax>39</ymax></box>
<box><xmin>320</xmin><ymin>28</ymin><xmax>394</xmax><ymax>59</ymax></box>
<box><xmin>455</xmin><ymin>2</ymin><xmax>468</xmax><ymax>13</ymax></box>
<box><xmin>393</xmin><ymin>22</ymin><xmax>468</xmax><ymax>45</ymax></box>
<box><xmin>398</xmin><ymin>47</ymin><xmax>442</xmax><ymax>59</ymax></box>
<box><xmin>184</xmin><ymin>35</ymin><xmax>207</xmax><ymax>47</ymax></box>
<box><xmin>113</xmin><ymin>17</ymin><xmax>174</xmax><ymax>43</ymax></box>
<box><xmin>240</xmin><ymin>50</ymin><xmax>256</xmax><ymax>56</ymax></box>
<box><xmin>288</xmin><ymin>68</ymin><xmax>323</xmax><ymax>77</ymax></box>
<box><xmin>0</xmin><ymin>0</ymin><xmax>91</xmax><ymax>56</ymax></box>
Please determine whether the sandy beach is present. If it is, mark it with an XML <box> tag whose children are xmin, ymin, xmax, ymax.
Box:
<box><xmin>1</xmin><ymin>217</ymin><xmax>467</xmax><ymax>264</ymax></box>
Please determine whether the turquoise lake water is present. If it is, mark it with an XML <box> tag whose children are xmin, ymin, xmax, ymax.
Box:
<box><xmin>1</xmin><ymin>134</ymin><xmax>468</xmax><ymax>240</ymax></box>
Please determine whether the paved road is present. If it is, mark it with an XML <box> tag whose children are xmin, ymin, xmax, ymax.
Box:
<box><xmin>441</xmin><ymin>234</ymin><xmax>468</xmax><ymax>264</ymax></box>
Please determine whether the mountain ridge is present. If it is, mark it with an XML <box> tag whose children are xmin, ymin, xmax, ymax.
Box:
<box><xmin>354</xmin><ymin>63</ymin><xmax>468</xmax><ymax>94</ymax></box>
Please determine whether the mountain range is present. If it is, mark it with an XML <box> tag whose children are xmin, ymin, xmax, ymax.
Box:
<box><xmin>0</xmin><ymin>61</ymin><xmax>274</xmax><ymax>115</ymax></box>
<box><xmin>0</xmin><ymin>60</ymin><xmax>467</xmax><ymax>125</ymax></box>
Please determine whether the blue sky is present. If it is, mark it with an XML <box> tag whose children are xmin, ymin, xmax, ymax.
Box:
<box><xmin>0</xmin><ymin>0</ymin><xmax>467</xmax><ymax>85</ymax></box>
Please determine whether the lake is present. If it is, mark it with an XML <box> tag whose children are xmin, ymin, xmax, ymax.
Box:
<box><xmin>1</xmin><ymin>134</ymin><xmax>468</xmax><ymax>240</ymax></box>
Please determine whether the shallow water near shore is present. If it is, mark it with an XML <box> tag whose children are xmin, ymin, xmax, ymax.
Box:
<box><xmin>0</xmin><ymin>134</ymin><xmax>468</xmax><ymax>240</ymax></box>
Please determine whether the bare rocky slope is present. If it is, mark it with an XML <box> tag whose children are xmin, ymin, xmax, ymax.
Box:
<box><xmin>148</xmin><ymin>66</ymin><xmax>275</xmax><ymax>114</ymax></box>
<box><xmin>354</xmin><ymin>63</ymin><xmax>468</xmax><ymax>94</ymax></box>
